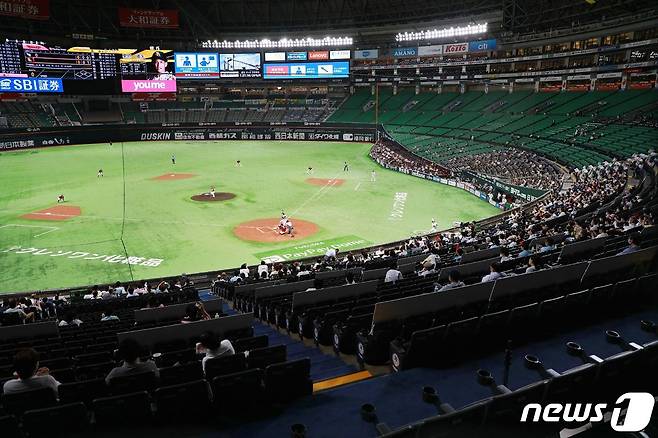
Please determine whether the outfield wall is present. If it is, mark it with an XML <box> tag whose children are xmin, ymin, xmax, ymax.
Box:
<box><xmin>0</xmin><ymin>122</ymin><xmax>376</xmax><ymax>151</ymax></box>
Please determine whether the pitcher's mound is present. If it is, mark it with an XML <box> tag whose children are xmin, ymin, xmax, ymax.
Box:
<box><xmin>305</xmin><ymin>178</ymin><xmax>345</xmax><ymax>187</ymax></box>
<box><xmin>20</xmin><ymin>205</ymin><xmax>81</xmax><ymax>221</ymax></box>
<box><xmin>234</xmin><ymin>218</ymin><xmax>319</xmax><ymax>242</ymax></box>
<box><xmin>191</xmin><ymin>193</ymin><xmax>236</xmax><ymax>202</ymax></box>
<box><xmin>152</xmin><ymin>173</ymin><xmax>197</xmax><ymax>181</ymax></box>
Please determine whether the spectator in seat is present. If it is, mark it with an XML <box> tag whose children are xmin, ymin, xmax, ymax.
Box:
<box><xmin>3</xmin><ymin>299</ymin><xmax>35</xmax><ymax>323</ymax></box>
<box><xmin>481</xmin><ymin>262</ymin><xmax>504</xmax><ymax>283</ymax></box>
<box><xmin>540</xmin><ymin>237</ymin><xmax>556</xmax><ymax>253</ymax></box>
<box><xmin>3</xmin><ymin>348</ymin><xmax>60</xmax><ymax>396</ymax></box>
<box><xmin>435</xmin><ymin>270</ymin><xmax>465</xmax><ymax>292</ymax></box>
<box><xmin>324</xmin><ymin>247</ymin><xmax>339</xmax><ymax>261</ymax></box>
<box><xmin>106</xmin><ymin>338</ymin><xmax>159</xmax><ymax>385</ymax></box>
<box><xmin>181</xmin><ymin>301</ymin><xmax>211</xmax><ymax>323</ymax></box>
<box><xmin>384</xmin><ymin>266</ymin><xmax>403</xmax><ymax>283</ymax></box>
<box><xmin>518</xmin><ymin>241</ymin><xmax>532</xmax><ymax>258</ymax></box>
<box><xmin>525</xmin><ymin>255</ymin><xmax>542</xmax><ymax>273</ymax></box>
<box><xmin>618</xmin><ymin>234</ymin><xmax>641</xmax><ymax>255</ymax></box>
<box><xmin>257</xmin><ymin>260</ymin><xmax>269</xmax><ymax>278</ymax></box>
<box><xmin>196</xmin><ymin>331</ymin><xmax>235</xmax><ymax>375</ymax></box>
<box><xmin>58</xmin><ymin>312</ymin><xmax>83</xmax><ymax>327</ymax></box>
<box><xmin>500</xmin><ymin>247</ymin><xmax>513</xmax><ymax>262</ymax></box>
<box><xmin>305</xmin><ymin>278</ymin><xmax>324</xmax><ymax>292</ymax></box>
<box><xmin>101</xmin><ymin>313</ymin><xmax>120</xmax><ymax>322</ymax></box>
<box><xmin>421</xmin><ymin>249</ymin><xmax>439</xmax><ymax>271</ymax></box>
<box><xmin>114</xmin><ymin>281</ymin><xmax>126</xmax><ymax>295</ymax></box>
<box><xmin>239</xmin><ymin>263</ymin><xmax>250</xmax><ymax>278</ymax></box>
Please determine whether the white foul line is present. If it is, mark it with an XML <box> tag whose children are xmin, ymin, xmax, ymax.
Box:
<box><xmin>0</xmin><ymin>224</ymin><xmax>59</xmax><ymax>238</ymax></box>
<box><xmin>290</xmin><ymin>174</ymin><xmax>341</xmax><ymax>217</ymax></box>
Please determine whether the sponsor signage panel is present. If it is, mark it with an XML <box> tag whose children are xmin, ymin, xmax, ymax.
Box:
<box><xmin>286</xmin><ymin>51</ymin><xmax>307</xmax><ymax>61</ymax></box>
<box><xmin>121</xmin><ymin>79</ymin><xmax>176</xmax><ymax>92</ymax></box>
<box><xmin>118</xmin><ymin>7</ymin><xmax>179</xmax><ymax>28</ymax></box>
<box><xmin>329</xmin><ymin>50</ymin><xmax>350</xmax><ymax>60</ymax></box>
<box><xmin>392</xmin><ymin>47</ymin><xmax>418</xmax><ymax>58</ymax></box>
<box><xmin>308</xmin><ymin>51</ymin><xmax>329</xmax><ymax>60</ymax></box>
<box><xmin>418</xmin><ymin>45</ymin><xmax>443</xmax><ymax>56</ymax></box>
<box><xmin>0</xmin><ymin>0</ymin><xmax>49</xmax><ymax>20</ymax></box>
<box><xmin>443</xmin><ymin>43</ymin><xmax>469</xmax><ymax>54</ymax></box>
<box><xmin>264</xmin><ymin>52</ymin><xmax>286</xmax><ymax>62</ymax></box>
<box><xmin>468</xmin><ymin>39</ymin><xmax>496</xmax><ymax>52</ymax></box>
<box><xmin>0</xmin><ymin>76</ymin><xmax>62</xmax><ymax>93</ymax></box>
<box><xmin>354</xmin><ymin>49</ymin><xmax>378</xmax><ymax>59</ymax></box>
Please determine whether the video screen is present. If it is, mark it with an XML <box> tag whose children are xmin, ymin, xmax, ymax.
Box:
<box><xmin>120</xmin><ymin>49</ymin><xmax>176</xmax><ymax>92</ymax></box>
<box><xmin>263</xmin><ymin>61</ymin><xmax>350</xmax><ymax>79</ymax></box>
<box><xmin>219</xmin><ymin>53</ymin><xmax>261</xmax><ymax>78</ymax></box>
<box><xmin>174</xmin><ymin>52</ymin><xmax>219</xmax><ymax>78</ymax></box>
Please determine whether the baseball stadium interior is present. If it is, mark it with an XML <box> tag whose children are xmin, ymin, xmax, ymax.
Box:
<box><xmin>1</xmin><ymin>0</ymin><xmax>658</xmax><ymax>437</ymax></box>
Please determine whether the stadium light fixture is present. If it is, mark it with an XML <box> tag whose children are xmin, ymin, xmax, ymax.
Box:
<box><xmin>200</xmin><ymin>36</ymin><xmax>353</xmax><ymax>49</ymax></box>
<box><xmin>395</xmin><ymin>23</ymin><xmax>487</xmax><ymax>42</ymax></box>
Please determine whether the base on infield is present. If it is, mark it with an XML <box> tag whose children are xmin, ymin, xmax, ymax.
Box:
<box><xmin>151</xmin><ymin>173</ymin><xmax>198</xmax><ymax>181</ymax></box>
<box><xmin>305</xmin><ymin>178</ymin><xmax>345</xmax><ymax>187</ymax></box>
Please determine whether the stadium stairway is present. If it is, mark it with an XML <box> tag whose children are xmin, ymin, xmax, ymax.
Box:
<box><xmin>199</xmin><ymin>290</ymin><xmax>358</xmax><ymax>382</ymax></box>
<box><xmin>213</xmin><ymin>306</ymin><xmax>658</xmax><ymax>438</ymax></box>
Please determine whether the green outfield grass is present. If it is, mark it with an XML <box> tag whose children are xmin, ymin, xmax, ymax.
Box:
<box><xmin>0</xmin><ymin>140</ymin><xmax>499</xmax><ymax>293</ymax></box>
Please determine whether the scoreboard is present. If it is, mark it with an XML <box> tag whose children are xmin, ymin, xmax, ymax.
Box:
<box><xmin>0</xmin><ymin>40</ymin><xmax>351</xmax><ymax>93</ymax></box>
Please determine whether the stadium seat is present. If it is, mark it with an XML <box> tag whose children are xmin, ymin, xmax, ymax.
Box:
<box><xmin>416</xmin><ymin>400</ymin><xmax>489</xmax><ymax>438</ymax></box>
<box><xmin>22</xmin><ymin>402</ymin><xmax>89</xmax><ymax>437</ymax></box>
<box><xmin>1</xmin><ymin>387</ymin><xmax>57</xmax><ymax>416</ymax></box>
<box><xmin>74</xmin><ymin>351</ymin><xmax>112</xmax><ymax>366</ymax></box>
<box><xmin>107</xmin><ymin>371</ymin><xmax>157</xmax><ymax>395</ymax></box>
<box><xmin>93</xmin><ymin>391</ymin><xmax>152</xmax><ymax>426</ymax></box>
<box><xmin>233</xmin><ymin>335</ymin><xmax>269</xmax><ymax>353</ymax></box>
<box><xmin>0</xmin><ymin>415</ymin><xmax>21</xmax><ymax>438</ymax></box>
<box><xmin>264</xmin><ymin>358</ymin><xmax>312</xmax><ymax>403</ymax></box>
<box><xmin>154</xmin><ymin>380</ymin><xmax>212</xmax><ymax>420</ymax></box>
<box><xmin>74</xmin><ymin>361</ymin><xmax>114</xmax><ymax>381</ymax></box>
<box><xmin>211</xmin><ymin>369</ymin><xmax>264</xmax><ymax>414</ymax></box>
<box><xmin>485</xmin><ymin>381</ymin><xmax>548</xmax><ymax>426</ymax></box>
<box><xmin>204</xmin><ymin>353</ymin><xmax>247</xmax><ymax>381</ymax></box>
<box><xmin>158</xmin><ymin>362</ymin><xmax>204</xmax><ymax>386</ymax></box>
<box><xmin>544</xmin><ymin>363</ymin><xmax>598</xmax><ymax>403</ymax></box>
<box><xmin>0</xmin><ymin>313</ymin><xmax>22</xmax><ymax>326</ymax></box>
<box><xmin>58</xmin><ymin>378</ymin><xmax>108</xmax><ymax>406</ymax></box>
<box><xmin>246</xmin><ymin>345</ymin><xmax>287</xmax><ymax>370</ymax></box>
<box><xmin>390</xmin><ymin>325</ymin><xmax>447</xmax><ymax>371</ymax></box>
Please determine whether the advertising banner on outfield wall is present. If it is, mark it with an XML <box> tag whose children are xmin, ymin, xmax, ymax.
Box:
<box><xmin>0</xmin><ymin>0</ymin><xmax>49</xmax><ymax>20</ymax></box>
<box><xmin>463</xmin><ymin>171</ymin><xmax>545</xmax><ymax>201</ymax></box>
<box><xmin>0</xmin><ymin>124</ymin><xmax>375</xmax><ymax>150</ymax></box>
<box><xmin>354</xmin><ymin>49</ymin><xmax>379</xmax><ymax>59</ymax></box>
<box><xmin>118</xmin><ymin>7</ymin><xmax>179</xmax><ymax>28</ymax></box>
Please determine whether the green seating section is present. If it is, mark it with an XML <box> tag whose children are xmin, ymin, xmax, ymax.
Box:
<box><xmin>331</xmin><ymin>88</ymin><xmax>657</xmax><ymax>168</ymax></box>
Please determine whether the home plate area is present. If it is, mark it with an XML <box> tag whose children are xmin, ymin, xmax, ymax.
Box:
<box><xmin>233</xmin><ymin>218</ymin><xmax>319</xmax><ymax>242</ymax></box>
